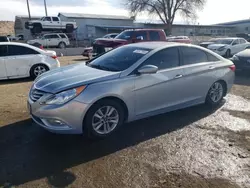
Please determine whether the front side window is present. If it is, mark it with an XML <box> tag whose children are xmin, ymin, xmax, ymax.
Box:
<box><xmin>88</xmin><ymin>46</ymin><xmax>152</xmax><ymax>72</ymax></box>
<box><xmin>181</xmin><ymin>47</ymin><xmax>208</xmax><ymax>65</ymax></box>
<box><xmin>232</xmin><ymin>39</ymin><xmax>239</xmax><ymax>45</ymax></box>
<box><xmin>240</xmin><ymin>39</ymin><xmax>246</xmax><ymax>44</ymax></box>
<box><xmin>141</xmin><ymin>47</ymin><xmax>180</xmax><ymax>70</ymax></box>
<box><xmin>43</xmin><ymin>17</ymin><xmax>51</xmax><ymax>21</ymax></box>
<box><xmin>8</xmin><ymin>45</ymin><xmax>39</xmax><ymax>56</ymax></box>
<box><xmin>115</xmin><ymin>31</ymin><xmax>134</xmax><ymax>40</ymax></box>
<box><xmin>0</xmin><ymin>45</ymin><xmax>8</xmax><ymax>56</ymax></box>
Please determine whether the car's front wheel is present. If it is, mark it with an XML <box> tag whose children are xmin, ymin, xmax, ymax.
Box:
<box><xmin>225</xmin><ymin>49</ymin><xmax>231</xmax><ymax>58</ymax></box>
<box><xmin>84</xmin><ymin>99</ymin><xmax>125</xmax><ymax>139</ymax></box>
<box><xmin>206</xmin><ymin>81</ymin><xmax>225</xmax><ymax>106</ymax></box>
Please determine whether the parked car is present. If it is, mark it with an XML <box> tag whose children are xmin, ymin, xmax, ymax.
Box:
<box><xmin>207</xmin><ymin>38</ymin><xmax>250</xmax><ymax>57</ymax></box>
<box><xmin>0</xmin><ymin>36</ymin><xmax>9</xmax><ymax>42</ymax></box>
<box><xmin>166</xmin><ymin>36</ymin><xmax>191</xmax><ymax>43</ymax></box>
<box><xmin>200</xmin><ymin>38</ymin><xmax>220</xmax><ymax>48</ymax></box>
<box><xmin>27</xmin><ymin>33</ymin><xmax>70</xmax><ymax>48</ymax></box>
<box><xmin>82</xmin><ymin>29</ymin><xmax>167</xmax><ymax>58</ymax></box>
<box><xmin>230</xmin><ymin>49</ymin><xmax>250</xmax><ymax>70</ymax></box>
<box><xmin>7</xmin><ymin>35</ymin><xmax>21</xmax><ymax>41</ymax></box>
<box><xmin>0</xmin><ymin>42</ymin><xmax>60</xmax><ymax>80</ymax></box>
<box><xmin>28</xmin><ymin>42</ymin><xmax>235</xmax><ymax>138</ymax></box>
<box><xmin>25</xmin><ymin>16</ymin><xmax>77</xmax><ymax>34</ymax></box>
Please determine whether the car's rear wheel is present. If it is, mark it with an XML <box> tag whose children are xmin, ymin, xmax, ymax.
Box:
<box><xmin>84</xmin><ymin>99</ymin><xmax>125</xmax><ymax>139</ymax></box>
<box><xmin>32</xmin><ymin>24</ymin><xmax>42</xmax><ymax>34</ymax></box>
<box><xmin>206</xmin><ymin>81</ymin><xmax>225</xmax><ymax>106</ymax></box>
<box><xmin>58</xmin><ymin>42</ymin><xmax>66</xmax><ymax>49</ymax></box>
<box><xmin>30</xmin><ymin>64</ymin><xmax>49</xmax><ymax>79</ymax></box>
<box><xmin>66</xmin><ymin>24</ymin><xmax>74</xmax><ymax>33</ymax></box>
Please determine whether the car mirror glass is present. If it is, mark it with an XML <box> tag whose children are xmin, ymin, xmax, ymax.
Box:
<box><xmin>137</xmin><ymin>65</ymin><xmax>158</xmax><ymax>75</ymax></box>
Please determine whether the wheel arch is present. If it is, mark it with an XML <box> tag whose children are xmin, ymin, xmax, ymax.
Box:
<box><xmin>82</xmin><ymin>96</ymin><xmax>129</xmax><ymax>131</ymax></box>
<box><xmin>29</xmin><ymin>63</ymin><xmax>50</xmax><ymax>77</ymax></box>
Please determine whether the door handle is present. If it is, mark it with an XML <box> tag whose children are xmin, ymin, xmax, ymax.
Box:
<box><xmin>174</xmin><ymin>74</ymin><xmax>183</xmax><ymax>79</ymax></box>
<box><xmin>208</xmin><ymin>66</ymin><xmax>215</xmax><ymax>70</ymax></box>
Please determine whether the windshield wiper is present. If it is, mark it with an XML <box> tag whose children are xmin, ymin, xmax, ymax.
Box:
<box><xmin>88</xmin><ymin>64</ymin><xmax>117</xmax><ymax>71</ymax></box>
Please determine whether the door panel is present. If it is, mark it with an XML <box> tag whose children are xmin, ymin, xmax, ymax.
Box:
<box><xmin>135</xmin><ymin>68</ymin><xmax>185</xmax><ymax>116</ymax></box>
<box><xmin>5</xmin><ymin>55</ymin><xmax>34</xmax><ymax>77</ymax></box>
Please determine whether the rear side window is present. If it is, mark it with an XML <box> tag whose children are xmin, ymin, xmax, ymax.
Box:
<box><xmin>181</xmin><ymin>47</ymin><xmax>208</xmax><ymax>65</ymax></box>
<box><xmin>44</xmin><ymin>34</ymin><xmax>60</xmax><ymax>39</ymax></box>
<box><xmin>52</xmin><ymin>17</ymin><xmax>59</xmax><ymax>21</ymax></box>
<box><xmin>149</xmin><ymin>31</ymin><xmax>160</xmax><ymax>40</ymax></box>
<box><xmin>8</xmin><ymin>45</ymin><xmax>39</xmax><ymax>56</ymax></box>
<box><xmin>0</xmin><ymin>45</ymin><xmax>7</xmax><ymax>56</ymax></box>
<box><xmin>135</xmin><ymin>31</ymin><xmax>147</xmax><ymax>40</ymax></box>
<box><xmin>142</xmin><ymin>47</ymin><xmax>180</xmax><ymax>70</ymax></box>
<box><xmin>206</xmin><ymin>52</ymin><xmax>220</xmax><ymax>61</ymax></box>
<box><xmin>59</xmin><ymin>34</ymin><xmax>67</xmax><ymax>39</ymax></box>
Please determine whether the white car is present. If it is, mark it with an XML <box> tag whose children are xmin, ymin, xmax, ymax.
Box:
<box><xmin>0</xmin><ymin>42</ymin><xmax>60</xmax><ymax>80</ymax></box>
<box><xmin>207</xmin><ymin>38</ymin><xmax>250</xmax><ymax>57</ymax></box>
<box><xmin>27</xmin><ymin>33</ymin><xmax>70</xmax><ymax>48</ymax></box>
<box><xmin>25</xmin><ymin>16</ymin><xmax>77</xmax><ymax>34</ymax></box>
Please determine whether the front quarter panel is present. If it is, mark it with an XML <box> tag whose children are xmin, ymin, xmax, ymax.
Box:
<box><xmin>75</xmin><ymin>75</ymin><xmax>136</xmax><ymax>121</ymax></box>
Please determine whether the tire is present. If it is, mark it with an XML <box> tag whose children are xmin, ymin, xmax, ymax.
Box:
<box><xmin>32</xmin><ymin>24</ymin><xmax>42</xmax><ymax>34</ymax></box>
<box><xmin>66</xmin><ymin>24</ymin><xmax>74</xmax><ymax>33</ymax></box>
<box><xmin>225</xmin><ymin>49</ymin><xmax>231</xmax><ymax>58</ymax></box>
<box><xmin>206</xmin><ymin>81</ymin><xmax>225</xmax><ymax>106</ymax></box>
<box><xmin>58</xmin><ymin>42</ymin><xmax>66</xmax><ymax>49</ymax></box>
<box><xmin>84</xmin><ymin>99</ymin><xmax>125</xmax><ymax>139</ymax></box>
<box><xmin>30</xmin><ymin>64</ymin><xmax>49</xmax><ymax>79</ymax></box>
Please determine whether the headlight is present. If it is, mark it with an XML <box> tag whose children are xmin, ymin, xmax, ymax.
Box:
<box><xmin>42</xmin><ymin>86</ymin><xmax>86</xmax><ymax>105</ymax></box>
<box><xmin>231</xmin><ymin>55</ymin><xmax>239</xmax><ymax>61</ymax></box>
<box><xmin>218</xmin><ymin>46</ymin><xmax>225</xmax><ymax>51</ymax></box>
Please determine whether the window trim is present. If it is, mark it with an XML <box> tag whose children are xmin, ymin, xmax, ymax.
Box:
<box><xmin>179</xmin><ymin>46</ymin><xmax>212</xmax><ymax>66</ymax></box>
<box><xmin>6</xmin><ymin>45</ymin><xmax>39</xmax><ymax>56</ymax></box>
<box><xmin>131</xmin><ymin>47</ymin><xmax>181</xmax><ymax>75</ymax></box>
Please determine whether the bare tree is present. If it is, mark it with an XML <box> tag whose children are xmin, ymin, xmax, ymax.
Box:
<box><xmin>126</xmin><ymin>0</ymin><xmax>206</xmax><ymax>34</ymax></box>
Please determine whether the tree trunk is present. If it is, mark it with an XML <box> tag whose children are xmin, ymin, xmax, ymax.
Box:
<box><xmin>164</xmin><ymin>23</ymin><xmax>172</xmax><ymax>36</ymax></box>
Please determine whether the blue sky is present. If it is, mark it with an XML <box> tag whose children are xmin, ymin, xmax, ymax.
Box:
<box><xmin>1</xmin><ymin>0</ymin><xmax>250</xmax><ymax>24</ymax></box>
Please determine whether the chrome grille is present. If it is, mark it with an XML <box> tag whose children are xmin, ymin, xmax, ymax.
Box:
<box><xmin>30</xmin><ymin>89</ymin><xmax>46</xmax><ymax>102</ymax></box>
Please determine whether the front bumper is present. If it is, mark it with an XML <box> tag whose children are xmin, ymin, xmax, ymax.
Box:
<box><xmin>27</xmin><ymin>97</ymin><xmax>91</xmax><ymax>134</ymax></box>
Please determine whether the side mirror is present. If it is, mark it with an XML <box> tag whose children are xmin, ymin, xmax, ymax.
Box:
<box><xmin>137</xmin><ymin>65</ymin><xmax>158</xmax><ymax>75</ymax></box>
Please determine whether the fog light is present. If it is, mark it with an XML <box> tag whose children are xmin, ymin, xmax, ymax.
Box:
<box><xmin>41</xmin><ymin>118</ymin><xmax>69</xmax><ymax>127</ymax></box>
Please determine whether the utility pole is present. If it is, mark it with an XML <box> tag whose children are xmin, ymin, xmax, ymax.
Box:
<box><xmin>44</xmin><ymin>0</ymin><xmax>48</xmax><ymax>16</ymax></box>
<box><xmin>26</xmin><ymin>0</ymin><xmax>31</xmax><ymax>20</ymax></box>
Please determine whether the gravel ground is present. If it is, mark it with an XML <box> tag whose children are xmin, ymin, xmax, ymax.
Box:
<box><xmin>0</xmin><ymin>56</ymin><xmax>250</xmax><ymax>188</ymax></box>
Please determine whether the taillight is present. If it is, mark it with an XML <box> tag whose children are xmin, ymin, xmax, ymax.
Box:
<box><xmin>40</xmin><ymin>45</ymin><xmax>44</xmax><ymax>49</ymax></box>
<box><xmin>51</xmin><ymin>55</ymin><xmax>57</xmax><ymax>59</ymax></box>
<box><xmin>229</xmin><ymin>64</ymin><xmax>236</xmax><ymax>72</ymax></box>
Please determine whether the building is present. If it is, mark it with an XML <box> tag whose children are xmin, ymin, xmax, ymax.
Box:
<box><xmin>14</xmin><ymin>15</ymin><xmax>42</xmax><ymax>40</ymax></box>
<box><xmin>216</xmin><ymin>19</ymin><xmax>250</xmax><ymax>34</ymax></box>
<box><xmin>58</xmin><ymin>13</ymin><xmax>136</xmax><ymax>40</ymax></box>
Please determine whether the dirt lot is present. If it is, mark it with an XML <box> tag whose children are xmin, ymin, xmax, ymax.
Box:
<box><xmin>0</xmin><ymin>56</ymin><xmax>250</xmax><ymax>188</ymax></box>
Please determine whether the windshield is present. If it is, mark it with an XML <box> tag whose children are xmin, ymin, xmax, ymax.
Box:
<box><xmin>87</xmin><ymin>46</ymin><xmax>151</xmax><ymax>72</ymax></box>
<box><xmin>115</xmin><ymin>31</ymin><xmax>134</xmax><ymax>40</ymax></box>
<box><xmin>215</xmin><ymin>39</ymin><xmax>233</xmax><ymax>45</ymax></box>
<box><xmin>40</xmin><ymin>17</ymin><xmax>45</xmax><ymax>20</ymax></box>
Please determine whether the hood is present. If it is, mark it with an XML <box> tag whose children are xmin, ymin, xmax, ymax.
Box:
<box><xmin>235</xmin><ymin>49</ymin><xmax>250</xmax><ymax>58</ymax></box>
<box><xmin>94</xmin><ymin>38</ymin><xmax>128</xmax><ymax>47</ymax></box>
<box><xmin>208</xmin><ymin>44</ymin><xmax>227</xmax><ymax>49</ymax></box>
<box><xmin>34</xmin><ymin>63</ymin><xmax>120</xmax><ymax>94</ymax></box>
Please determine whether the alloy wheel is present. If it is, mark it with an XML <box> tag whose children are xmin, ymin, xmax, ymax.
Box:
<box><xmin>92</xmin><ymin>106</ymin><xmax>119</xmax><ymax>135</ymax></box>
<box><xmin>209</xmin><ymin>82</ymin><xmax>223</xmax><ymax>103</ymax></box>
<box><xmin>34</xmin><ymin>65</ymin><xmax>47</xmax><ymax>76</ymax></box>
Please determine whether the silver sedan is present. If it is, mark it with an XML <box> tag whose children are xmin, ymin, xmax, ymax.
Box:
<box><xmin>28</xmin><ymin>42</ymin><xmax>235</xmax><ymax>138</ymax></box>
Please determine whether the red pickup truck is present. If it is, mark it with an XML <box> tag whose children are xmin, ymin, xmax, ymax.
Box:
<box><xmin>82</xmin><ymin>29</ymin><xmax>167</xmax><ymax>58</ymax></box>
